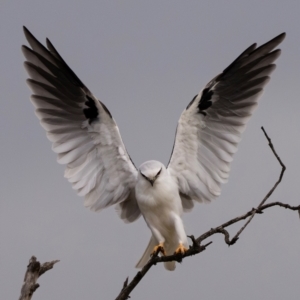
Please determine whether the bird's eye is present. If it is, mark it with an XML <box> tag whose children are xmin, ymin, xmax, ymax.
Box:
<box><xmin>156</xmin><ymin>168</ymin><xmax>162</xmax><ymax>178</ymax></box>
<box><xmin>140</xmin><ymin>172</ymin><xmax>147</xmax><ymax>179</ymax></box>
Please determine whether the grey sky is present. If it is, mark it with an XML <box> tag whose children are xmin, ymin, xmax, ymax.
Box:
<box><xmin>1</xmin><ymin>1</ymin><xmax>300</xmax><ymax>299</ymax></box>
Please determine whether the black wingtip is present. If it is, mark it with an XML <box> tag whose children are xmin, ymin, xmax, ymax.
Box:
<box><xmin>23</xmin><ymin>26</ymin><xmax>31</xmax><ymax>38</ymax></box>
<box><xmin>273</xmin><ymin>32</ymin><xmax>286</xmax><ymax>43</ymax></box>
<box><xmin>22</xmin><ymin>27</ymin><xmax>30</xmax><ymax>50</ymax></box>
<box><xmin>278</xmin><ymin>32</ymin><xmax>286</xmax><ymax>38</ymax></box>
<box><xmin>22</xmin><ymin>26</ymin><xmax>38</xmax><ymax>46</ymax></box>
<box><xmin>21</xmin><ymin>44</ymin><xmax>29</xmax><ymax>55</ymax></box>
<box><xmin>251</xmin><ymin>32</ymin><xmax>286</xmax><ymax>56</ymax></box>
<box><xmin>46</xmin><ymin>38</ymin><xmax>55</xmax><ymax>52</ymax></box>
<box><xmin>266</xmin><ymin>32</ymin><xmax>286</xmax><ymax>48</ymax></box>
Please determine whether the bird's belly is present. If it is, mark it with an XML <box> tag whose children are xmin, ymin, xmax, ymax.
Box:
<box><xmin>136</xmin><ymin>181</ymin><xmax>183</xmax><ymax>238</ymax></box>
<box><xmin>139</xmin><ymin>198</ymin><xmax>175</xmax><ymax>228</ymax></box>
<box><xmin>136</xmin><ymin>182</ymin><xmax>181</xmax><ymax>214</ymax></box>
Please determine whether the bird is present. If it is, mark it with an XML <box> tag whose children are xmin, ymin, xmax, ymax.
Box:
<box><xmin>22</xmin><ymin>27</ymin><xmax>285</xmax><ymax>271</ymax></box>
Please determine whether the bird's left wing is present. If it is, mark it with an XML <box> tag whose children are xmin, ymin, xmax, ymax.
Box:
<box><xmin>22</xmin><ymin>27</ymin><xmax>140</xmax><ymax>221</ymax></box>
<box><xmin>167</xmin><ymin>33</ymin><xmax>285</xmax><ymax>211</ymax></box>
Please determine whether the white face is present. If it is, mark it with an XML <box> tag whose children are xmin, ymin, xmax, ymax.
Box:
<box><xmin>139</xmin><ymin>160</ymin><xmax>165</xmax><ymax>186</ymax></box>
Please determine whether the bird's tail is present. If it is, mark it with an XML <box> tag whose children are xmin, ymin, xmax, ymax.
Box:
<box><xmin>136</xmin><ymin>236</ymin><xmax>177</xmax><ymax>271</ymax></box>
<box><xmin>136</xmin><ymin>236</ymin><xmax>157</xmax><ymax>269</ymax></box>
<box><xmin>163</xmin><ymin>243</ymin><xmax>176</xmax><ymax>271</ymax></box>
<box><xmin>163</xmin><ymin>261</ymin><xmax>176</xmax><ymax>271</ymax></box>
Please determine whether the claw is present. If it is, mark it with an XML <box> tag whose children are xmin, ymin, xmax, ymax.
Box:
<box><xmin>174</xmin><ymin>243</ymin><xmax>188</xmax><ymax>255</ymax></box>
<box><xmin>151</xmin><ymin>242</ymin><xmax>166</xmax><ymax>256</ymax></box>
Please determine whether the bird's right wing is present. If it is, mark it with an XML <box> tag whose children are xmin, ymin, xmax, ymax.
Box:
<box><xmin>167</xmin><ymin>33</ymin><xmax>285</xmax><ymax>210</ymax></box>
<box><xmin>22</xmin><ymin>27</ymin><xmax>140</xmax><ymax>222</ymax></box>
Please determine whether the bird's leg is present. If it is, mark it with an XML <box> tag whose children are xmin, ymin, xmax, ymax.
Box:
<box><xmin>151</xmin><ymin>242</ymin><xmax>166</xmax><ymax>256</ymax></box>
<box><xmin>172</xmin><ymin>215</ymin><xmax>189</xmax><ymax>255</ymax></box>
<box><xmin>148</xmin><ymin>226</ymin><xmax>166</xmax><ymax>256</ymax></box>
<box><xmin>174</xmin><ymin>243</ymin><xmax>188</xmax><ymax>255</ymax></box>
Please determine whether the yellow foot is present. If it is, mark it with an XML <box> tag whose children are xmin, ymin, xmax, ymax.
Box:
<box><xmin>151</xmin><ymin>243</ymin><xmax>166</xmax><ymax>256</ymax></box>
<box><xmin>174</xmin><ymin>243</ymin><xmax>188</xmax><ymax>255</ymax></box>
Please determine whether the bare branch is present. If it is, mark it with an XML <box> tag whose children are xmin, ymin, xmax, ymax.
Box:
<box><xmin>114</xmin><ymin>128</ymin><xmax>299</xmax><ymax>300</ymax></box>
<box><xmin>115</xmin><ymin>200</ymin><xmax>299</xmax><ymax>300</ymax></box>
<box><xmin>39</xmin><ymin>259</ymin><xmax>60</xmax><ymax>276</ymax></box>
<box><xmin>197</xmin><ymin>201</ymin><xmax>300</xmax><ymax>244</ymax></box>
<box><xmin>19</xmin><ymin>256</ymin><xmax>59</xmax><ymax>300</ymax></box>
<box><xmin>229</xmin><ymin>127</ymin><xmax>286</xmax><ymax>242</ymax></box>
<box><xmin>115</xmin><ymin>241</ymin><xmax>211</xmax><ymax>300</ymax></box>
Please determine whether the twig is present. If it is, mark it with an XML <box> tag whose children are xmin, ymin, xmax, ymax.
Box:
<box><xmin>197</xmin><ymin>201</ymin><xmax>300</xmax><ymax>244</ymax></box>
<box><xmin>19</xmin><ymin>256</ymin><xmax>59</xmax><ymax>300</ymax></box>
<box><xmin>229</xmin><ymin>127</ymin><xmax>286</xmax><ymax>243</ymax></box>
<box><xmin>115</xmin><ymin>241</ymin><xmax>211</xmax><ymax>300</ymax></box>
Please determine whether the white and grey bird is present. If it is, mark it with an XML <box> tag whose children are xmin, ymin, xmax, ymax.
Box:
<box><xmin>22</xmin><ymin>27</ymin><xmax>285</xmax><ymax>271</ymax></box>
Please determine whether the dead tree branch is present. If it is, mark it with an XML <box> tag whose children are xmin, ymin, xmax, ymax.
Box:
<box><xmin>228</xmin><ymin>126</ymin><xmax>286</xmax><ymax>242</ymax></box>
<box><xmin>19</xmin><ymin>256</ymin><xmax>59</xmax><ymax>300</ymax></box>
<box><xmin>115</xmin><ymin>128</ymin><xmax>299</xmax><ymax>300</ymax></box>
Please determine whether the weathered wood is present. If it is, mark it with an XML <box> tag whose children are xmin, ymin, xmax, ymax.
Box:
<box><xmin>19</xmin><ymin>256</ymin><xmax>59</xmax><ymax>300</ymax></box>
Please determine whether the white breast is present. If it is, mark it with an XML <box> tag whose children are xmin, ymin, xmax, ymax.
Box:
<box><xmin>135</xmin><ymin>171</ymin><xmax>183</xmax><ymax>233</ymax></box>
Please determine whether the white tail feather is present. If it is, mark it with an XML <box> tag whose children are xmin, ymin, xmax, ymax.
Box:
<box><xmin>136</xmin><ymin>236</ymin><xmax>157</xmax><ymax>269</ymax></box>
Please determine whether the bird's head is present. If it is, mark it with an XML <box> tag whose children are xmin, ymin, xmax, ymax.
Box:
<box><xmin>138</xmin><ymin>160</ymin><xmax>165</xmax><ymax>186</ymax></box>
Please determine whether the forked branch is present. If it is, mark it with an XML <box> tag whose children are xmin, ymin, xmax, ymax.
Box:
<box><xmin>19</xmin><ymin>256</ymin><xmax>59</xmax><ymax>300</ymax></box>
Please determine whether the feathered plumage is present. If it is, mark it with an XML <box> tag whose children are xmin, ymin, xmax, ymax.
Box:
<box><xmin>22</xmin><ymin>27</ymin><xmax>285</xmax><ymax>270</ymax></box>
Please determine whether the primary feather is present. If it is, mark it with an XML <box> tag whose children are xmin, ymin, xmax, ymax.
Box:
<box><xmin>22</xmin><ymin>26</ymin><xmax>140</xmax><ymax>222</ymax></box>
<box><xmin>168</xmin><ymin>32</ymin><xmax>285</xmax><ymax>209</ymax></box>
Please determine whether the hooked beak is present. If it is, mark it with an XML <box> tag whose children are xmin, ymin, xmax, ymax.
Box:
<box><xmin>149</xmin><ymin>179</ymin><xmax>155</xmax><ymax>186</ymax></box>
<box><xmin>140</xmin><ymin>170</ymin><xmax>160</xmax><ymax>187</ymax></box>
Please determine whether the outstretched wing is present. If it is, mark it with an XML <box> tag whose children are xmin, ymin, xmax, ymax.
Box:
<box><xmin>22</xmin><ymin>27</ymin><xmax>140</xmax><ymax>222</ymax></box>
<box><xmin>167</xmin><ymin>33</ymin><xmax>285</xmax><ymax>210</ymax></box>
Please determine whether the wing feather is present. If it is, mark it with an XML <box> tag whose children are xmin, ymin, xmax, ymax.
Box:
<box><xmin>23</xmin><ymin>27</ymin><xmax>140</xmax><ymax>222</ymax></box>
<box><xmin>168</xmin><ymin>33</ymin><xmax>285</xmax><ymax>209</ymax></box>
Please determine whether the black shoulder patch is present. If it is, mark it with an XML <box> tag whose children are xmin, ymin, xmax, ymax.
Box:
<box><xmin>83</xmin><ymin>95</ymin><xmax>99</xmax><ymax>124</ymax></box>
<box><xmin>198</xmin><ymin>88</ymin><xmax>213</xmax><ymax>112</ymax></box>
<box><xmin>186</xmin><ymin>94</ymin><xmax>198</xmax><ymax>110</ymax></box>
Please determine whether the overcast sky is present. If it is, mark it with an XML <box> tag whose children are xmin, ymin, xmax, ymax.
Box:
<box><xmin>1</xmin><ymin>1</ymin><xmax>300</xmax><ymax>299</ymax></box>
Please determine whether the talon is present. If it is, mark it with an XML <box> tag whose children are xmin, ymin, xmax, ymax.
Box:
<box><xmin>174</xmin><ymin>243</ymin><xmax>188</xmax><ymax>255</ymax></box>
<box><xmin>151</xmin><ymin>242</ymin><xmax>166</xmax><ymax>256</ymax></box>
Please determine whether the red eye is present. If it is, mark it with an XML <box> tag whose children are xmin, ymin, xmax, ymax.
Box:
<box><xmin>156</xmin><ymin>168</ymin><xmax>162</xmax><ymax>177</ymax></box>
